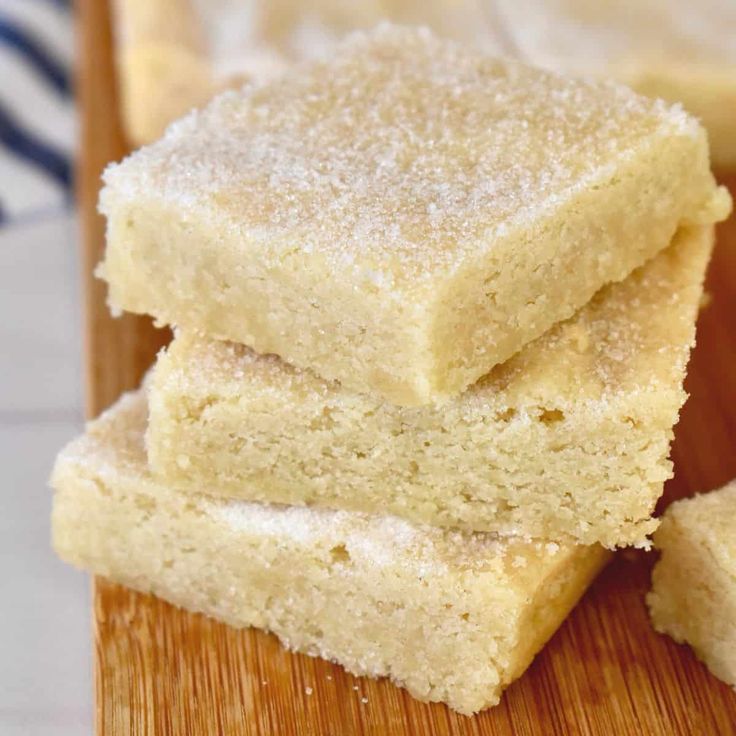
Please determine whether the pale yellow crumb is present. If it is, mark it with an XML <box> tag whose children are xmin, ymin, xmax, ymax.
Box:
<box><xmin>648</xmin><ymin>480</ymin><xmax>736</xmax><ymax>688</ymax></box>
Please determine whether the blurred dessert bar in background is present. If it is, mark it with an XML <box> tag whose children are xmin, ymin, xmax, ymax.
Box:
<box><xmin>114</xmin><ymin>0</ymin><xmax>736</xmax><ymax>169</ymax></box>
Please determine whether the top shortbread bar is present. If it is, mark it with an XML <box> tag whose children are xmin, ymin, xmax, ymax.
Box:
<box><xmin>100</xmin><ymin>25</ymin><xmax>729</xmax><ymax>405</ymax></box>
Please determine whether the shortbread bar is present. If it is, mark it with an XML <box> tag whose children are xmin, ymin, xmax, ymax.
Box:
<box><xmin>112</xmin><ymin>0</ymin><xmax>228</xmax><ymax>148</ymax></box>
<box><xmin>116</xmin><ymin>2</ymin><xmax>736</xmax><ymax>169</ymax></box>
<box><xmin>147</xmin><ymin>226</ymin><xmax>712</xmax><ymax>547</ymax></box>
<box><xmin>114</xmin><ymin>1</ymin><xmax>504</xmax><ymax>145</ymax></box>
<box><xmin>647</xmin><ymin>481</ymin><xmax>736</xmax><ymax>689</ymax></box>
<box><xmin>50</xmin><ymin>391</ymin><xmax>609</xmax><ymax>715</ymax></box>
<box><xmin>495</xmin><ymin>0</ymin><xmax>736</xmax><ymax>168</ymax></box>
<box><xmin>99</xmin><ymin>25</ymin><xmax>729</xmax><ymax>406</ymax></box>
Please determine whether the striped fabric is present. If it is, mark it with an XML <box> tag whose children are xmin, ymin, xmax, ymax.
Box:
<box><xmin>0</xmin><ymin>0</ymin><xmax>74</xmax><ymax>225</ymax></box>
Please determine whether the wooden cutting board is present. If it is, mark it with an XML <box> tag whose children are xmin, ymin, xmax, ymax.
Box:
<box><xmin>78</xmin><ymin>1</ymin><xmax>736</xmax><ymax>733</ymax></box>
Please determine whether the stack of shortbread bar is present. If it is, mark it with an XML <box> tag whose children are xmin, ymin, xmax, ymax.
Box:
<box><xmin>51</xmin><ymin>26</ymin><xmax>731</xmax><ymax>714</ymax></box>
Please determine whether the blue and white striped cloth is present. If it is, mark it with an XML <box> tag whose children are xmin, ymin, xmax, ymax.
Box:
<box><xmin>0</xmin><ymin>0</ymin><xmax>74</xmax><ymax>225</ymax></box>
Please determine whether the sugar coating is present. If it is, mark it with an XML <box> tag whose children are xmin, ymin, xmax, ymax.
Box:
<box><xmin>104</xmin><ymin>25</ymin><xmax>709</xmax><ymax>279</ymax></box>
<box><xmin>147</xmin><ymin>227</ymin><xmax>713</xmax><ymax>547</ymax></box>
<box><xmin>495</xmin><ymin>0</ymin><xmax>736</xmax><ymax>167</ymax></box>
<box><xmin>50</xmin><ymin>391</ymin><xmax>609</xmax><ymax>714</ymax></box>
<box><xmin>647</xmin><ymin>481</ymin><xmax>736</xmax><ymax>689</ymax></box>
<box><xmin>100</xmin><ymin>25</ymin><xmax>729</xmax><ymax>405</ymax></box>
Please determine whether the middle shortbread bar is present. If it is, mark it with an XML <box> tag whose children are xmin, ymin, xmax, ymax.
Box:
<box><xmin>147</xmin><ymin>226</ymin><xmax>713</xmax><ymax>548</ymax></box>
<box><xmin>99</xmin><ymin>25</ymin><xmax>729</xmax><ymax>406</ymax></box>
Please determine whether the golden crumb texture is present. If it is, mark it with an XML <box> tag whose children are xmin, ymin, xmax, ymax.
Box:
<box><xmin>100</xmin><ymin>25</ymin><xmax>730</xmax><ymax>405</ymax></box>
<box><xmin>147</xmin><ymin>226</ymin><xmax>714</xmax><ymax>547</ymax></box>
<box><xmin>50</xmin><ymin>391</ymin><xmax>609</xmax><ymax>715</ymax></box>
<box><xmin>647</xmin><ymin>480</ymin><xmax>736</xmax><ymax>689</ymax></box>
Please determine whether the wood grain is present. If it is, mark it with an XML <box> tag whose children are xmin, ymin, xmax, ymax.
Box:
<box><xmin>79</xmin><ymin>1</ymin><xmax>736</xmax><ymax>732</ymax></box>
<box><xmin>77</xmin><ymin>0</ymin><xmax>168</xmax><ymax>419</ymax></box>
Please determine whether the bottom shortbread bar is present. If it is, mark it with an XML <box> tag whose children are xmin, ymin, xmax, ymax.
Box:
<box><xmin>51</xmin><ymin>391</ymin><xmax>609</xmax><ymax>714</ymax></box>
<box><xmin>648</xmin><ymin>481</ymin><xmax>736</xmax><ymax>689</ymax></box>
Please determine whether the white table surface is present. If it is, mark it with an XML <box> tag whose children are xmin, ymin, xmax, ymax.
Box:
<box><xmin>0</xmin><ymin>212</ymin><xmax>91</xmax><ymax>735</ymax></box>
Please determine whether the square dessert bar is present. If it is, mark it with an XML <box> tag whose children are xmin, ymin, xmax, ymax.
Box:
<box><xmin>117</xmin><ymin>2</ymin><xmax>736</xmax><ymax>169</ymax></box>
<box><xmin>114</xmin><ymin>0</ymin><xmax>505</xmax><ymax>145</ymax></box>
<box><xmin>99</xmin><ymin>24</ymin><xmax>729</xmax><ymax>406</ymax></box>
<box><xmin>50</xmin><ymin>391</ymin><xmax>609</xmax><ymax>715</ymax></box>
<box><xmin>647</xmin><ymin>481</ymin><xmax>736</xmax><ymax>689</ymax></box>
<box><xmin>147</xmin><ymin>226</ymin><xmax>713</xmax><ymax>548</ymax></box>
<box><xmin>112</xmin><ymin>0</ymin><xmax>227</xmax><ymax>148</ymax></box>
